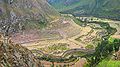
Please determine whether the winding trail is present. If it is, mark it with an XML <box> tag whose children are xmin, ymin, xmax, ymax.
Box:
<box><xmin>32</xmin><ymin>48</ymin><xmax>94</xmax><ymax>57</ymax></box>
<box><xmin>61</xmin><ymin>48</ymin><xmax>95</xmax><ymax>57</ymax></box>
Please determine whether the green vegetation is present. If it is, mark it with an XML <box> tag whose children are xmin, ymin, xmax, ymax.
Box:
<box><xmin>85</xmin><ymin>45</ymin><xmax>94</xmax><ymax>49</ymax></box>
<box><xmin>49</xmin><ymin>0</ymin><xmax>120</xmax><ymax>20</ymax></box>
<box><xmin>49</xmin><ymin>0</ymin><xmax>95</xmax><ymax>12</ymax></box>
<box><xmin>38</xmin><ymin>55</ymin><xmax>77</xmax><ymax>63</ymax></box>
<box><xmin>85</xmin><ymin>38</ymin><xmax>120</xmax><ymax>67</ymax></box>
<box><xmin>108</xmin><ymin>37</ymin><xmax>116</xmax><ymax>43</ymax></box>
<box><xmin>97</xmin><ymin>60</ymin><xmax>120</xmax><ymax>67</ymax></box>
<box><xmin>73</xmin><ymin>19</ymin><xmax>119</xmax><ymax>67</ymax></box>
<box><xmin>24</xmin><ymin>20</ymin><xmax>47</xmax><ymax>29</ymax></box>
<box><xmin>64</xmin><ymin>51</ymin><xmax>87</xmax><ymax>58</ymax></box>
<box><xmin>89</xmin><ymin>21</ymin><xmax>117</xmax><ymax>36</ymax></box>
<box><xmin>73</xmin><ymin>18</ymin><xmax>118</xmax><ymax>67</ymax></box>
<box><xmin>37</xmin><ymin>43</ymin><xmax>69</xmax><ymax>54</ymax></box>
<box><xmin>73</xmin><ymin>18</ymin><xmax>85</xmax><ymax>26</ymax></box>
<box><xmin>48</xmin><ymin>43</ymin><xmax>69</xmax><ymax>51</ymax></box>
<box><xmin>38</xmin><ymin>21</ymin><xmax>47</xmax><ymax>29</ymax></box>
<box><xmin>62</xmin><ymin>14</ymin><xmax>85</xmax><ymax>26</ymax></box>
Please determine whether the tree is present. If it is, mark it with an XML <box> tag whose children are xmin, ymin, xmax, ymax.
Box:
<box><xmin>113</xmin><ymin>39</ymin><xmax>120</xmax><ymax>51</ymax></box>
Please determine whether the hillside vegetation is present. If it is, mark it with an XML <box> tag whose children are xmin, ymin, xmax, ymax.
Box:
<box><xmin>48</xmin><ymin>0</ymin><xmax>120</xmax><ymax>20</ymax></box>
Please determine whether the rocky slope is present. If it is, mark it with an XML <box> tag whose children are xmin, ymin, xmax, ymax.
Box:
<box><xmin>0</xmin><ymin>0</ymin><xmax>60</xmax><ymax>33</ymax></box>
<box><xmin>48</xmin><ymin>0</ymin><xmax>120</xmax><ymax>20</ymax></box>
<box><xmin>0</xmin><ymin>0</ymin><xmax>59</xmax><ymax>21</ymax></box>
<box><xmin>0</xmin><ymin>35</ymin><xmax>41</xmax><ymax>67</ymax></box>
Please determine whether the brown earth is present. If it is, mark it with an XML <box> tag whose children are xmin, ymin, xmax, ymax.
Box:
<box><xmin>111</xmin><ymin>35</ymin><xmax>120</xmax><ymax>39</ymax></box>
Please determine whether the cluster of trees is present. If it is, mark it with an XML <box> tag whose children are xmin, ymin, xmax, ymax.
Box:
<box><xmin>86</xmin><ymin>38</ymin><xmax>120</xmax><ymax>67</ymax></box>
<box><xmin>39</xmin><ymin>55</ymin><xmax>77</xmax><ymax>67</ymax></box>
<box><xmin>83</xmin><ymin>20</ymin><xmax>118</xmax><ymax>67</ymax></box>
<box><xmin>38</xmin><ymin>55</ymin><xmax>77</xmax><ymax>63</ymax></box>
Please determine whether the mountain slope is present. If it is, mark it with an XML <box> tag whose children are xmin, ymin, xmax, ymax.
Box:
<box><xmin>0</xmin><ymin>35</ymin><xmax>41</xmax><ymax>67</ymax></box>
<box><xmin>48</xmin><ymin>0</ymin><xmax>120</xmax><ymax>20</ymax></box>
<box><xmin>0</xmin><ymin>0</ymin><xmax>59</xmax><ymax>21</ymax></box>
<box><xmin>0</xmin><ymin>0</ymin><xmax>60</xmax><ymax>32</ymax></box>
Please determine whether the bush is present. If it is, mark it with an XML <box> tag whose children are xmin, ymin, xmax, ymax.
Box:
<box><xmin>85</xmin><ymin>44</ymin><xmax>94</xmax><ymax>49</ymax></box>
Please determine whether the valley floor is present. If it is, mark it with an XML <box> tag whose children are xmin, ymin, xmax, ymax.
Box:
<box><xmin>11</xmin><ymin>18</ymin><xmax>92</xmax><ymax>54</ymax></box>
<box><xmin>10</xmin><ymin>16</ymin><xmax>120</xmax><ymax>67</ymax></box>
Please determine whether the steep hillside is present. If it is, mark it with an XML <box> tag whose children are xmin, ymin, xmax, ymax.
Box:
<box><xmin>0</xmin><ymin>35</ymin><xmax>41</xmax><ymax>67</ymax></box>
<box><xmin>48</xmin><ymin>0</ymin><xmax>120</xmax><ymax>20</ymax></box>
<box><xmin>0</xmin><ymin>0</ymin><xmax>60</xmax><ymax>32</ymax></box>
<box><xmin>0</xmin><ymin>0</ymin><xmax>59</xmax><ymax>20</ymax></box>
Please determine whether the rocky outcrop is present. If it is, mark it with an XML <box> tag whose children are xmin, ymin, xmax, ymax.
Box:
<box><xmin>0</xmin><ymin>35</ymin><xmax>41</xmax><ymax>67</ymax></box>
<box><xmin>0</xmin><ymin>0</ymin><xmax>59</xmax><ymax>21</ymax></box>
<box><xmin>0</xmin><ymin>0</ymin><xmax>60</xmax><ymax>33</ymax></box>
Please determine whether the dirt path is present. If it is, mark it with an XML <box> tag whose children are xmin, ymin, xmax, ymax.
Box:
<box><xmin>111</xmin><ymin>35</ymin><xmax>120</xmax><ymax>39</ymax></box>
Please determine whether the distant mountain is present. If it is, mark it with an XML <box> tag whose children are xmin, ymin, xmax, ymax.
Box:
<box><xmin>48</xmin><ymin>0</ymin><xmax>120</xmax><ymax>20</ymax></box>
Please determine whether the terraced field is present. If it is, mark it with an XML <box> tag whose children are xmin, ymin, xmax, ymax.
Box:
<box><xmin>23</xmin><ymin>21</ymin><xmax>87</xmax><ymax>50</ymax></box>
<box><xmin>10</xmin><ymin>16</ymin><xmax>120</xmax><ymax>67</ymax></box>
<box><xmin>11</xmin><ymin>16</ymin><xmax>117</xmax><ymax>55</ymax></box>
<box><xmin>108</xmin><ymin>21</ymin><xmax>120</xmax><ymax>35</ymax></box>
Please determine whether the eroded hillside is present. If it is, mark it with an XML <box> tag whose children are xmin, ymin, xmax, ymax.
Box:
<box><xmin>0</xmin><ymin>34</ymin><xmax>41</xmax><ymax>67</ymax></box>
<box><xmin>0</xmin><ymin>0</ymin><xmax>60</xmax><ymax>33</ymax></box>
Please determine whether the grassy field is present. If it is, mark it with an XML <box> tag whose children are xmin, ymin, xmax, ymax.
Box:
<box><xmin>97</xmin><ymin>60</ymin><xmax>120</xmax><ymax>67</ymax></box>
<box><xmin>37</xmin><ymin>43</ymin><xmax>69</xmax><ymax>54</ymax></box>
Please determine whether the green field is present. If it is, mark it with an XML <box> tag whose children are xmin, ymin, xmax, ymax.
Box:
<box><xmin>97</xmin><ymin>60</ymin><xmax>120</xmax><ymax>67</ymax></box>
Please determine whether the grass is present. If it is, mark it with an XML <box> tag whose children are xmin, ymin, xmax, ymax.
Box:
<box><xmin>108</xmin><ymin>37</ymin><xmax>116</xmax><ymax>43</ymax></box>
<box><xmin>73</xmin><ymin>18</ymin><xmax>84</xmax><ymax>26</ymax></box>
<box><xmin>97</xmin><ymin>60</ymin><xmax>120</xmax><ymax>67</ymax></box>
<box><xmin>37</xmin><ymin>43</ymin><xmax>69</xmax><ymax>53</ymax></box>
<box><xmin>48</xmin><ymin>43</ymin><xmax>69</xmax><ymax>51</ymax></box>
<box><xmin>85</xmin><ymin>44</ymin><xmax>94</xmax><ymax>49</ymax></box>
<box><xmin>25</xmin><ymin>20</ymin><xmax>47</xmax><ymax>30</ymax></box>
